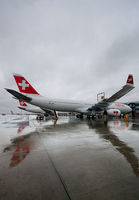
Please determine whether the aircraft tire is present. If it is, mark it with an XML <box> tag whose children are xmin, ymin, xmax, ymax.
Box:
<box><xmin>92</xmin><ymin>115</ymin><xmax>95</xmax><ymax>119</ymax></box>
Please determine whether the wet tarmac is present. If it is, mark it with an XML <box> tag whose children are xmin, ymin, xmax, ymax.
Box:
<box><xmin>0</xmin><ymin>115</ymin><xmax>139</xmax><ymax>200</ymax></box>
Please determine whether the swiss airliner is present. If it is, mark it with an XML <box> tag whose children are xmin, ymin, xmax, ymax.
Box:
<box><xmin>6</xmin><ymin>74</ymin><xmax>134</xmax><ymax>119</ymax></box>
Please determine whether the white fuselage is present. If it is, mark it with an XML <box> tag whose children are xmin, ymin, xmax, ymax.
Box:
<box><xmin>27</xmin><ymin>94</ymin><xmax>131</xmax><ymax>114</ymax></box>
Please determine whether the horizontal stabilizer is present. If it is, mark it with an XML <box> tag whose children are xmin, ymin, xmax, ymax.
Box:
<box><xmin>5</xmin><ymin>88</ymin><xmax>32</xmax><ymax>102</ymax></box>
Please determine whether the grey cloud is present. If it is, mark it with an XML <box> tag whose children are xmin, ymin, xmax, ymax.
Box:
<box><xmin>0</xmin><ymin>0</ymin><xmax>139</xmax><ymax>112</ymax></box>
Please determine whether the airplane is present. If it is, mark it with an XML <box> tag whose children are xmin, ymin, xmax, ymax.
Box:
<box><xmin>5</xmin><ymin>73</ymin><xmax>134</xmax><ymax>119</ymax></box>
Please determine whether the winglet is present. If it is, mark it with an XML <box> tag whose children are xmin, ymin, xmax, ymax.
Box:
<box><xmin>126</xmin><ymin>74</ymin><xmax>134</xmax><ymax>86</ymax></box>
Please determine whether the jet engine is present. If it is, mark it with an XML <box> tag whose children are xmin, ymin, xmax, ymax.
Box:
<box><xmin>107</xmin><ymin>109</ymin><xmax>121</xmax><ymax>117</ymax></box>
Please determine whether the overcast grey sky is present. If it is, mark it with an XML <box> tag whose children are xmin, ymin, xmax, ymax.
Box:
<box><xmin>0</xmin><ymin>0</ymin><xmax>139</xmax><ymax>113</ymax></box>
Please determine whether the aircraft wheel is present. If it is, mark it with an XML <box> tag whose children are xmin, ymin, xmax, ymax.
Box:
<box><xmin>92</xmin><ymin>115</ymin><xmax>95</xmax><ymax>119</ymax></box>
<box><xmin>76</xmin><ymin>114</ymin><xmax>83</xmax><ymax>119</ymax></box>
<box><xmin>103</xmin><ymin>110</ymin><xmax>107</xmax><ymax>116</ymax></box>
<box><xmin>41</xmin><ymin>116</ymin><xmax>44</xmax><ymax>120</ymax></box>
<box><xmin>80</xmin><ymin>114</ymin><xmax>83</xmax><ymax>119</ymax></box>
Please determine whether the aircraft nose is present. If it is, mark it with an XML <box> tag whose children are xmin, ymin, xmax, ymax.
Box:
<box><xmin>127</xmin><ymin>105</ymin><xmax>132</xmax><ymax>113</ymax></box>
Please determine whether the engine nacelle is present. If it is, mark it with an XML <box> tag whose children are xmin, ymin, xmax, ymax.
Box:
<box><xmin>107</xmin><ymin>109</ymin><xmax>121</xmax><ymax>117</ymax></box>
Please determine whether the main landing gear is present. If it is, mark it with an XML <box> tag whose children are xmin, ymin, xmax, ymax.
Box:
<box><xmin>76</xmin><ymin>114</ymin><xmax>84</xmax><ymax>119</ymax></box>
<box><xmin>87</xmin><ymin>115</ymin><xmax>96</xmax><ymax>119</ymax></box>
<box><xmin>36</xmin><ymin>114</ymin><xmax>45</xmax><ymax>120</ymax></box>
<box><xmin>76</xmin><ymin>114</ymin><xmax>95</xmax><ymax>119</ymax></box>
<box><xmin>52</xmin><ymin>110</ymin><xmax>58</xmax><ymax>120</ymax></box>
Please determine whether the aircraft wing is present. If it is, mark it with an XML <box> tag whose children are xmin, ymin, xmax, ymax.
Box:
<box><xmin>89</xmin><ymin>74</ymin><xmax>134</xmax><ymax>111</ymax></box>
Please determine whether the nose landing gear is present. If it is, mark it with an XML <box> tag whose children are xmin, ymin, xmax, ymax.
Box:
<box><xmin>52</xmin><ymin>110</ymin><xmax>58</xmax><ymax>120</ymax></box>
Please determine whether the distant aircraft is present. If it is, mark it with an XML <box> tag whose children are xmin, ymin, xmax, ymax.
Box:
<box><xmin>10</xmin><ymin>110</ymin><xmax>14</xmax><ymax>115</ymax></box>
<box><xmin>6</xmin><ymin>73</ymin><xmax>134</xmax><ymax>119</ymax></box>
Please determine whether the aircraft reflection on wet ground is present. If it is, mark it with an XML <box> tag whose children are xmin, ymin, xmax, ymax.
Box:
<box><xmin>0</xmin><ymin>115</ymin><xmax>139</xmax><ymax>200</ymax></box>
<box><xmin>87</xmin><ymin>120</ymin><xmax>139</xmax><ymax>176</ymax></box>
<box><xmin>7</xmin><ymin>117</ymin><xmax>139</xmax><ymax>175</ymax></box>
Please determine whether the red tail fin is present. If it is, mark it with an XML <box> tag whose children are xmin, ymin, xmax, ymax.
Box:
<box><xmin>126</xmin><ymin>74</ymin><xmax>134</xmax><ymax>85</ymax></box>
<box><xmin>19</xmin><ymin>100</ymin><xmax>27</xmax><ymax>107</ymax></box>
<box><xmin>13</xmin><ymin>73</ymin><xmax>39</xmax><ymax>95</ymax></box>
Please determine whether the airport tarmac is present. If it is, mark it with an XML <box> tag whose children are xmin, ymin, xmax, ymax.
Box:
<box><xmin>0</xmin><ymin>115</ymin><xmax>139</xmax><ymax>200</ymax></box>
